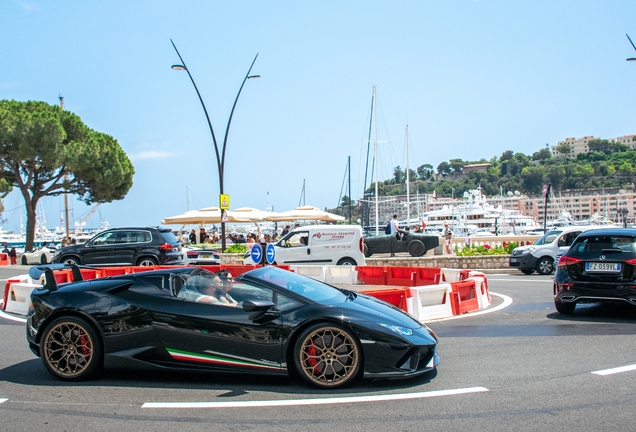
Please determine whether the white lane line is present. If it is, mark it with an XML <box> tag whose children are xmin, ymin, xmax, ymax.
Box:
<box><xmin>0</xmin><ymin>399</ymin><xmax>7</xmax><ymax>404</ymax></box>
<box><xmin>592</xmin><ymin>364</ymin><xmax>636</xmax><ymax>376</ymax></box>
<box><xmin>423</xmin><ymin>292</ymin><xmax>513</xmax><ymax>323</ymax></box>
<box><xmin>487</xmin><ymin>278</ymin><xmax>552</xmax><ymax>283</ymax></box>
<box><xmin>142</xmin><ymin>386</ymin><xmax>489</xmax><ymax>408</ymax></box>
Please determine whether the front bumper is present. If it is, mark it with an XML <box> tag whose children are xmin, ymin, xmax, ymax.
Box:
<box><xmin>509</xmin><ymin>254</ymin><xmax>538</xmax><ymax>271</ymax></box>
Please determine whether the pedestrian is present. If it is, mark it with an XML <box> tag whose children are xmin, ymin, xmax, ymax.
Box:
<box><xmin>443</xmin><ymin>223</ymin><xmax>454</xmax><ymax>254</ymax></box>
<box><xmin>9</xmin><ymin>247</ymin><xmax>17</xmax><ymax>265</ymax></box>
<box><xmin>189</xmin><ymin>229</ymin><xmax>197</xmax><ymax>244</ymax></box>
<box><xmin>389</xmin><ymin>214</ymin><xmax>406</xmax><ymax>257</ymax></box>
<box><xmin>281</xmin><ymin>225</ymin><xmax>290</xmax><ymax>236</ymax></box>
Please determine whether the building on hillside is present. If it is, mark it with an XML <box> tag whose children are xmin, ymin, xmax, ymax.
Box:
<box><xmin>551</xmin><ymin>134</ymin><xmax>636</xmax><ymax>158</ymax></box>
<box><xmin>462</xmin><ymin>163</ymin><xmax>492</xmax><ymax>174</ymax></box>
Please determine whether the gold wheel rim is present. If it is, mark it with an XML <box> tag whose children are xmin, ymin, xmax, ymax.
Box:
<box><xmin>43</xmin><ymin>322</ymin><xmax>94</xmax><ymax>378</ymax></box>
<box><xmin>299</xmin><ymin>326</ymin><xmax>359</xmax><ymax>387</ymax></box>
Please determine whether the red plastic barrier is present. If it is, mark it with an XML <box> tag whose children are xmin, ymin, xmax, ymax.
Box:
<box><xmin>2</xmin><ymin>279</ymin><xmax>21</xmax><ymax>310</ymax></box>
<box><xmin>99</xmin><ymin>267</ymin><xmax>128</xmax><ymax>277</ymax></box>
<box><xmin>386</xmin><ymin>266</ymin><xmax>417</xmax><ymax>287</ymax></box>
<box><xmin>359</xmin><ymin>287</ymin><xmax>409</xmax><ymax>312</ymax></box>
<box><xmin>53</xmin><ymin>270</ymin><xmax>72</xmax><ymax>284</ymax></box>
<box><xmin>196</xmin><ymin>265</ymin><xmax>222</xmax><ymax>273</ymax></box>
<box><xmin>356</xmin><ymin>266</ymin><xmax>387</xmax><ymax>285</ymax></box>
<box><xmin>220</xmin><ymin>265</ymin><xmax>257</xmax><ymax>276</ymax></box>
<box><xmin>80</xmin><ymin>268</ymin><xmax>100</xmax><ymax>280</ymax></box>
<box><xmin>414</xmin><ymin>267</ymin><xmax>442</xmax><ymax>286</ymax></box>
<box><xmin>459</xmin><ymin>270</ymin><xmax>471</xmax><ymax>281</ymax></box>
<box><xmin>126</xmin><ymin>266</ymin><xmax>156</xmax><ymax>274</ymax></box>
<box><xmin>0</xmin><ymin>253</ymin><xmax>9</xmax><ymax>266</ymax></box>
<box><xmin>449</xmin><ymin>280</ymin><xmax>479</xmax><ymax>315</ymax></box>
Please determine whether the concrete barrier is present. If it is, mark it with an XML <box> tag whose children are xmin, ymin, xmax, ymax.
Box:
<box><xmin>290</xmin><ymin>265</ymin><xmax>326</xmax><ymax>281</ymax></box>
<box><xmin>324</xmin><ymin>266</ymin><xmax>358</xmax><ymax>284</ymax></box>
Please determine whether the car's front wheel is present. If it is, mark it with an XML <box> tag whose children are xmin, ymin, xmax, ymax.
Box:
<box><xmin>21</xmin><ymin>255</ymin><xmax>27</xmax><ymax>265</ymax></box>
<box><xmin>536</xmin><ymin>257</ymin><xmax>554</xmax><ymax>275</ymax></box>
<box><xmin>293</xmin><ymin>323</ymin><xmax>361</xmax><ymax>389</ymax></box>
<box><xmin>40</xmin><ymin>254</ymin><xmax>47</xmax><ymax>264</ymax></box>
<box><xmin>40</xmin><ymin>316</ymin><xmax>102</xmax><ymax>381</ymax></box>
<box><xmin>62</xmin><ymin>256</ymin><xmax>80</xmax><ymax>266</ymax></box>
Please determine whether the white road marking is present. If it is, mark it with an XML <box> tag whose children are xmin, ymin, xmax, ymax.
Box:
<box><xmin>423</xmin><ymin>292</ymin><xmax>513</xmax><ymax>323</ymax></box>
<box><xmin>142</xmin><ymin>386</ymin><xmax>489</xmax><ymax>408</ymax></box>
<box><xmin>0</xmin><ymin>399</ymin><xmax>7</xmax><ymax>404</ymax></box>
<box><xmin>592</xmin><ymin>364</ymin><xmax>636</xmax><ymax>376</ymax></box>
<box><xmin>487</xmin><ymin>278</ymin><xmax>552</xmax><ymax>283</ymax></box>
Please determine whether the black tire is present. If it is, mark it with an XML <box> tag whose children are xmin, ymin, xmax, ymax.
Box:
<box><xmin>137</xmin><ymin>257</ymin><xmax>157</xmax><ymax>266</ymax></box>
<box><xmin>40</xmin><ymin>254</ymin><xmax>47</xmax><ymax>264</ymax></box>
<box><xmin>21</xmin><ymin>255</ymin><xmax>27</xmax><ymax>265</ymax></box>
<box><xmin>521</xmin><ymin>269</ymin><xmax>534</xmax><ymax>275</ymax></box>
<box><xmin>63</xmin><ymin>256</ymin><xmax>80</xmax><ymax>266</ymax></box>
<box><xmin>293</xmin><ymin>323</ymin><xmax>362</xmax><ymax>389</ymax></box>
<box><xmin>536</xmin><ymin>257</ymin><xmax>554</xmax><ymax>275</ymax></box>
<box><xmin>407</xmin><ymin>239</ymin><xmax>426</xmax><ymax>257</ymax></box>
<box><xmin>40</xmin><ymin>316</ymin><xmax>102</xmax><ymax>381</ymax></box>
<box><xmin>363</xmin><ymin>244</ymin><xmax>371</xmax><ymax>258</ymax></box>
<box><xmin>555</xmin><ymin>300</ymin><xmax>576</xmax><ymax>314</ymax></box>
<box><xmin>337</xmin><ymin>258</ymin><xmax>357</xmax><ymax>266</ymax></box>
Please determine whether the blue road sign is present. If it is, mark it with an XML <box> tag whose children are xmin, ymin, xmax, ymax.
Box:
<box><xmin>266</xmin><ymin>243</ymin><xmax>276</xmax><ymax>264</ymax></box>
<box><xmin>251</xmin><ymin>244</ymin><xmax>263</xmax><ymax>264</ymax></box>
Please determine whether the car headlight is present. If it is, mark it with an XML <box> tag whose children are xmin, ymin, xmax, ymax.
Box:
<box><xmin>379</xmin><ymin>323</ymin><xmax>413</xmax><ymax>336</ymax></box>
<box><xmin>519</xmin><ymin>247</ymin><xmax>534</xmax><ymax>255</ymax></box>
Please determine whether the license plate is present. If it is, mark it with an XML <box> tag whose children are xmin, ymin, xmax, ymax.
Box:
<box><xmin>202</xmin><ymin>254</ymin><xmax>210</xmax><ymax>259</ymax></box>
<box><xmin>585</xmin><ymin>262</ymin><xmax>621</xmax><ymax>272</ymax></box>
<box><xmin>510</xmin><ymin>258</ymin><xmax>517</xmax><ymax>263</ymax></box>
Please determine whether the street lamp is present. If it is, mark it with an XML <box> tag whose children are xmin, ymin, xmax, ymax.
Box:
<box><xmin>170</xmin><ymin>39</ymin><xmax>259</xmax><ymax>252</ymax></box>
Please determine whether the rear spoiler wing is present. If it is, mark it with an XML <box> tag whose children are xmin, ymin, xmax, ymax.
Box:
<box><xmin>28</xmin><ymin>263</ymin><xmax>94</xmax><ymax>292</ymax></box>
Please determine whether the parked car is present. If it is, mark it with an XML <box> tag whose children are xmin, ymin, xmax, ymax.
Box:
<box><xmin>52</xmin><ymin>226</ymin><xmax>185</xmax><ymax>267</ymax></box>
<box><xmin>363</xmin><ymin>232</ymin><xmax>439</xmax><ymax>257</ymax></box>
<box><xmin>184</xmin><ymin>247</ymin><xmax>220</xmax><ymax>265</ymax></box>
<box><xmin>243</xmin><ymin>225</ymin><xmax>366</xmax><ymax>266</ymax></box>
<box><xmin>26</xmin><ymin>264</ymin><xmax>439</xmax><ymax>388</ymax></box>
<box><xmin>21</xmin><ymin>246</ymin><xmax>57</xmax><ymax>265</ymax></box>
<box><xmin>509</xmin><ymin>225</ymin><xmax>608</xmax><ymax>275</ymax></box>
<box><xmin>553</xmin><ymin>227</ymin><xmax>636</xmax><ymax>314</ymax></box>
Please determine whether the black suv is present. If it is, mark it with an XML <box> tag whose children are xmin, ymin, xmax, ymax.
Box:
<box><xmin>53</xmin><ymin>227</ymin><xmax>185</xmax><ymax>267</ymax></box>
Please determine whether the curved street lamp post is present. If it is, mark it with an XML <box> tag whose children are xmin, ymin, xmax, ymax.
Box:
<box><xmin>170</xmin><ymin>39</ymin><xmax>259</xmax><ymax>251</ymax></box>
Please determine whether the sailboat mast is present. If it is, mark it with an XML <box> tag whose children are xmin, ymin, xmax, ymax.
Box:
<box><xmin>373</xmin><ymin>86</ymin><xmax>379</xmax><ymax>236</ymax></box>
<box><xmin>60</xmin><ymin>95</ymin><xmax>70</xmax><ymax>241</ymax></box>
<box><xmin>405</xmin><ymin>124</ymin><xmax>410</xmax><ymax>225</ymax></box>
<box><xmin>362</xmin><ymin>89</ymin><xmax>375</xmax><ymax>228</ymax></box>
<box><xmin>348</xmin><ymin>156</ymin><xmax>352</xmax><ymax>223</ymax></box>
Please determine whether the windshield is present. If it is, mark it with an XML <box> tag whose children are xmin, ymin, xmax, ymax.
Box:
<box><xmin>246</xmin><ymin>267</ymin><xmax>347</xmax><ymax>303</ymax></box>
<box><xmin>534</xmin><ymin>230</ymin><xmax>561</xmax><ymax>246</ymax></box>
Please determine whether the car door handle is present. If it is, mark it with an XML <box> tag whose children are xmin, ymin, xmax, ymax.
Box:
<box><xmin>306</xmin><ymin>248</ymin><xmax>310</xmax><ymax>255</ymax></box>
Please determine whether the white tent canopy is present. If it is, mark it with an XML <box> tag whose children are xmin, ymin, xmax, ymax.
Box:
<box><xmin>268</xmin><ymin>205</ymin><xmax>345</xmax><ymax>222</ymax></box>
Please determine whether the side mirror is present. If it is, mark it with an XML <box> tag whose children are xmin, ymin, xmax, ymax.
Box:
<box><xmin>242</xmin><ymin>299</ymin><xmax>275</xmax><ymax>312</ymax></box>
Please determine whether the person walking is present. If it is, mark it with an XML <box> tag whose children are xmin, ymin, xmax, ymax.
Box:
<box><xmin>389</xmin><ymin>214</ymin><xmax>405</xmax><ymax>257</ymax></box>
<box><xmin>442</xmin><ymin>223</ymin><xmax>454</xmax><ymax>254</ymax></box>
<box><xmin>9</xmin><ymin>247</ymin><xmax>17</xmax><ymax>265</ymax></box>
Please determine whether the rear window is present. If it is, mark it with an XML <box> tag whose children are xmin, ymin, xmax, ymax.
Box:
<box><xmin>160</xmin><ymin>231</ymin><xmax>180</xmax><ymax>244</ymax></box>
<box><xmin>570</xmin><ymin>235</ymin><xmax>636</xmax><ymax>254</ymax></box>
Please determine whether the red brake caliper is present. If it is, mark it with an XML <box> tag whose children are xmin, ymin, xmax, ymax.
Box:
<box><xmin>306</xmin><ymin>337</ymin><xmax>319</xmax><ymax>374</ymax></box>
<box><xmin>78</xmin><ymin>333</ymin><xmax>91</xmax><ymax>356</ymax></box>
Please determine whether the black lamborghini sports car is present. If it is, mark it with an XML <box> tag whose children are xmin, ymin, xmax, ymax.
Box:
<box><xmin>26</xmin><ymin>265</ymin><xmax>439</xmax><ymax>388</ymax></box>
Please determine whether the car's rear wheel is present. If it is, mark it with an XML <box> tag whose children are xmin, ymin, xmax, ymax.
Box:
<box><xmin>40</xmin><ymin>254</ymin><xmax>47</xmax><ymax>264</ymax></box>
<box><xmin>363</xmin><ymin>244</ymin><xmax>371</xmax><ymax>258</ymax></box>
<box><xmin>137</xmin><ymin>257</ymin><xmax>157</xmax><ymax>266</ymax></box>
<box><xmin>40</xmin><ymin>316</ymin><xmax>102</xmax><ymax>381</ymax></box>
<box><xmin>21</xmin><ymin>255</ymin><xmax>27</xmax><ymax>265</ymax></box>
<box><xmin>293</xmin><ymin>323</ymin><xmax>361</xmax><ymax>389</ymax></box>
<box><xmin>536</xmin><ymin>257</ymin><xmax>554</xmax><ymax>275</ymax></box>
<box><xmin>555</xmin><ymin>300</ymin><xmax>576</xmax><ymax>314</ymax></box>
<box><xmin>407</xmin><ymin>239</ymin><xmax>426</xmax><ymax>257</ymax></box>
<box><xmin>337</xmin><ymin>258</ymin><xmax>356</xmax><ymax>266</ymax></box>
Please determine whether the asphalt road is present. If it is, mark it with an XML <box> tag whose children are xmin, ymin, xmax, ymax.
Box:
<box><xmin>1</xmin><ymin>267</ymin><xmax>636</xmax><ymax>431</ymax></box>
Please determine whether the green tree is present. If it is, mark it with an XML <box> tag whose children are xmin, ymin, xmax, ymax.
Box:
<box><xmin>532</xmin><ymin>148</ymin><xmax>552</xmax><ymax>163</ymax></box>
<box><xmin>555</xmin><ymin>143</ymin><xmax>571</xmax><ymax>155</ymax></box>
<box><xmin>0</xmin><ymin>100</ymin><xmax>134</xmax><ymax>250</ymax></box>
<box><xmin>416</xmin><ymin>163</ymin><xmax>434</xmax><ymax>180</ymax></box>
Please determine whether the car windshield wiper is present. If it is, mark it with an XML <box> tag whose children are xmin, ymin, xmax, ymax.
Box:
<box><xmin>601</xmin><ymin>248</ymin><xmax>625</xmax><ymax>253</ymax></box>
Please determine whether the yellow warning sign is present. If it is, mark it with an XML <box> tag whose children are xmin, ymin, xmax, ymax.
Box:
<box><xmin>220</xmin><ymin>194</ymin><xmax>230</xmax><ymax>210</ymax></box>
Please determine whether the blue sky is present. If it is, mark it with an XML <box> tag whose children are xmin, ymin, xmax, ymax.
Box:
<box><xmin>2</xmin><ymin>0</ymin><xmax>636</xmax><ymax>232</ymax></box>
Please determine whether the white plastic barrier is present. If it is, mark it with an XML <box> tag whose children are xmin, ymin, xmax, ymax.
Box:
<box><xmin>441</xmin><ymin>268</ymin><xmax>462</xmax><ymax>282</ymax></box>
<box><xmin>470</xmin><ymin>276</ymin><xmax>491</xmax><ymax>309</ymax></box>
<box><xmin>5</xmin><ymin>282</ymin><xmax>41</xmax><ymax>315</ymax></box>
<box><xmin>290</xmin><ymin>265</ymin><xmax>326</xmax><ymax>282</ymax></box>
<box><xmin>324</xmin><ymin>266</ymin><xmax>358</xmax><ymax>285</ymax></box>
<box><xmin>406</xmin><ymin>283</ymin><xmax>454</xmax><ymax>322</ymax></box>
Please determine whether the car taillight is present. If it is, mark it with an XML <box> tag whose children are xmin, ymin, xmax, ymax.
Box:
<box><xmin>159</xmin><ymin>243</ymin><xmax>176</xmax><ymax>251</ymax></box>
<box><xmin>625</xmin><ymin>258</ymin><xmax>636</xmax><ymax>266</ymax></box>
<box><xmin>557</xmin><ymin>255</ymin><xmax>582</xmax><ymax>266</ymax></box>
<box><xmin>359</xmin><ymin>237</ymin><xmax>363</xmax><ymax>253</ymax></box>
<box><xmin>186</xmin><ymin>251</ymin><xmax>197</xmax><ymax>258</ymax></box>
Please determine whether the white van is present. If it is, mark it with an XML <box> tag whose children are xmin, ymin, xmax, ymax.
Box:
<box><xmin>509</xmin><ymin>225</ymin><xmax>609</xmax><ymax>275</ymax></box>
<box><xmin>244</xmin><ymin>225</ymin><xmax>366</xmax><ymax>266</ymax></box>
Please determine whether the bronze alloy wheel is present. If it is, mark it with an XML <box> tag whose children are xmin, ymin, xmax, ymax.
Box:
<box><xmin>294</xmin><ymin>324</ymin><xmax>361</xmax><ymax>388</ymax></box>
<box><xmin>41</xmin><ymin>317</ymin><xmax>101</xmax><ymax>381</ymax></box>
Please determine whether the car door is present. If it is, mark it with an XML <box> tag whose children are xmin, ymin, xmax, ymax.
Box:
<box><xmin>111</xmin><ymin>229</ymin><xmax>149</xmax><ymax>265</ymax></box>
<box><xmin>149</xmin><ymin>279</ymin><xmax>285</xmax><ymax>372</ymax></box>
<box><xmin>82</xmin><ymin>231</ymin><xmax>117</xmax><ymax>265</ymax></box>
<box><xmin>557</xmin><ymin>231</ymin><xmax>582</xmax><ymax>255</ymax></box>
<box><xmin>277</xmin><ymin>230</ymin><xmax>312</xmax><ymax>264</ymax></box>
